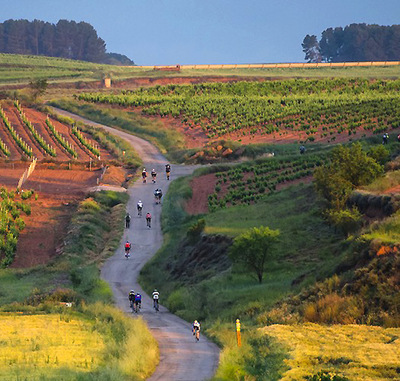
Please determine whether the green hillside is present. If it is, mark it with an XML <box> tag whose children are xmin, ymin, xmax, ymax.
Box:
<box><xmin>140</xmin><ymin>138</ymin><xmax>400</xmax><ymax>380</ymax></box>
<box><xmin>1</xmin><ymin>53</ymin><xmax>400</xmax><ymax>86</ymax></box>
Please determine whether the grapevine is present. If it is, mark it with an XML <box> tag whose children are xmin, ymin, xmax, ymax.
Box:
<box><xmin>71</xmin><ymin>125</ymin><xmax>100</xmax><ymax>157</ymax></box>
<box><xmin>0</xmin><ymin>106</ymin><xmax>33</xmax><ymax>157</ymax></box>
<box><xmin>14</xmin><ymin>100</ymin><xmax>56</xmax><ymax>157</ymax></box>
<box><xmin>45</xmin><ymin>117</ymin><xmax>78</xmax><ymax>158</ymax></box>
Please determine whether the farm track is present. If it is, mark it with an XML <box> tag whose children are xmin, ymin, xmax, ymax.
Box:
<box><xmin>51</xmin><ymin>107</ymin><xmax>220</xmax><ymax>381</ymax></box>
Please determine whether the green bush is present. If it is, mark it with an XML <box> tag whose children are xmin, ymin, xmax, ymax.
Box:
<box><xmin>326</xmin><ymin>207</ymin><xmax>362</xmax><ymax>235</ymax></box>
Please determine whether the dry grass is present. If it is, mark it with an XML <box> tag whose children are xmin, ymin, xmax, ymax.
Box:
<box><xmin>262</xmin><ymin>323</ymin><xmax>400</xmax><ymax>381</ymax></box>
<box><xmin>0</xmin><ymin>314</ymin><xmax>104</xmax><ymax>375</ymax></box>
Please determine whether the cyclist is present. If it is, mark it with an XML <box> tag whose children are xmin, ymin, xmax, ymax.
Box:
<box><xmin>165</xmin><ymin>164</ymin><xmax>171</xmax><ymax>180</ymax></box>
<box><xmin>151</xmin><ymin>169</ymin><xmax>157</xmax><ymax>183</ymax></box>
<box><xmin>142</xmin><ymin>168</ymin><xmax>147</xmax><ymax>183</ymax></box>
<box><xmin>137</xmin><ymin>200</ymin><xmax>143</xmax><ymax>216</ymax></box>
<box><xmin>154</xmin><ymin>188</ymin><xmax>163</xmax><ymax>204</ymax></box>
<box><xmin>192</xmin><ymin>320</ymin><xmax>201</xmax><ymax>341</ymax></box>
<box><xmin>125</xmin><ymin>213</ymin><xmax>131</xmax><ymax>228</ymax></box>
<box><xmin>152</xmin><ymin>289</ymin><xmax>160</xmax><ymax>311</ymax></box>
<box><xmin>128</xmin><ymin>290</ymin><xmax>135</xmax><ymax>311</ymax></box>
<box><xmin>146</xmin><ymin>212</ymin><xmax>152</xmax><ymax>228</ymax></box>
<box><xmin>134</xmin><ymin>292</ymin><xmax>142</xmax><ymax>312</ymax></box>
<box><xmin>383</xmin><ymin>133</ymin><xmax>389</xmax><ymax>145</ymax></box>
<box><xmin>124</xmin><ymin>240</ymin><xmax>131</xmax><ymax>258</ymax></box>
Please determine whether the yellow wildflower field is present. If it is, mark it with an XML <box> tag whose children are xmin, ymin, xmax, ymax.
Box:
<box><xmin>262</xmin><ymin>323</ymin><xmax>400</xmax><ymax>381</ymax></box>
<box><xmin>0</xmin><ymin>314</ymin><xmax>105</xmax><ymax>377</ymax></box>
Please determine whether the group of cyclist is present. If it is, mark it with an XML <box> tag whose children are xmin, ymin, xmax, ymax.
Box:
<box><xmin>142</xmin><ymin>164</ymin><xmax>171</xmax><ymax>184</ymax></box>
<box><xmin>128</xmin><ymin>289</ymin><xmax>159</xmax><ymax>312</ymax></box>
<box><xmin>128</xmin><ymin>290</ymin><xmax>142</xmax><ymax>313</ymax></box>
<box><xmin>125</xmin><ymin>163</ymin><xmax>202</xmax><ymax>338</ymax></box>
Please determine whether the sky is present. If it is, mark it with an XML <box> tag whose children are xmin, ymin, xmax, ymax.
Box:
<box><xmin>1</xmin><ymin>0</ymin><xmax>400</xmax><ymax>65</ymax></box>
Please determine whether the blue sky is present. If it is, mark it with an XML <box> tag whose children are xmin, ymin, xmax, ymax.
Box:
<box><xmin>1</xmin><ymin>0</ymin><xmax>400</xmax><ymax>65</ymax></box>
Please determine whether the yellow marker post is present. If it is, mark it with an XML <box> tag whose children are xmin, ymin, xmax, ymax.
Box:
<box><xmin>236</xmin><ymin>318</ymin><xmax>241</xmax><ymax>347</ymax></box>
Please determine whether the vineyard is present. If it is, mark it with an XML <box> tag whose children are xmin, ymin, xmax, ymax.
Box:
<box><xmin>78</xmin><ymin>79</ymin><xmax>400</xmax><ymax>144</ymax></box>
<box><xmin>190</xmin><ymin>152</ymin><xmax>330</xmax><ymax>212</ymax></box>
<box><xmin>0</xmin><ymin>188</ymin><xmax>34</xmax><ymax>267</ymax></box>
<box><xmin>0</xmin><ymin>102</ymin><xmax>105</xmax><ymax>161</ymax></box>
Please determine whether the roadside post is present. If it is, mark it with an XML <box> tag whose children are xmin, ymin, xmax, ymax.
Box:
<box><xmin>236</xmin><ymin>318</ymin><xmax>241</xmax><ymax>347</ymax></box>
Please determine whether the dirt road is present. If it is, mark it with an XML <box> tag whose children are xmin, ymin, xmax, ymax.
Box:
<box><xmin>51</xmin><ymin>108</ymin><xmax>220</xmax><ymax>380</ymax></box>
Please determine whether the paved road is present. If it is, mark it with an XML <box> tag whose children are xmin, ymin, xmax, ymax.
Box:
<box><xmin>51</xmin><ymin>108</ymin><xmax>220</xmax><ymax>381</ymax></box>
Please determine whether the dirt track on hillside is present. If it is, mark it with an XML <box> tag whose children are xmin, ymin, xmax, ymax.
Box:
<box><xmin>51</xmin><ymin>107</ymin><xmax>220</xmax><ymax>381</ymax></box>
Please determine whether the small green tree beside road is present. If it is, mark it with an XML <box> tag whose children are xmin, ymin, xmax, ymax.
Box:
<box><xmin>229</xmin><ymin>226</ymin><xmax>280</xmax><ymax>283</ymax></box>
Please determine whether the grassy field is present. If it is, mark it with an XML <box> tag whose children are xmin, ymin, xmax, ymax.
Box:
<box><xmin>263</xmin><ymin>323</ymin><xmax>400</xmax><ymax>381</ymax></box>
<box><xmin>0</xmin><ymin>306</ymin><xmax>158</xmax><ymax>380</ymax></box>
<box><xmin>0</xmin><ymin>314</ymin><xmax>105</xmax><ymax>378</ymax></box>
<box><xmin>1</xmin><ymin>54</ymin><xmax>400</xmax><ymax>86</ymax></box>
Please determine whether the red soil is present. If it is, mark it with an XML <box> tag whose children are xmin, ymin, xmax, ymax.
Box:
<box><xmin>0</xmin><ymin>104</ymin><xmax>114</xmax><ymax>162</ymax></box>
<box><xmin>383</xmin><ymin>185</ymin><xmax>400</xmax><ymax>194</ymax></box>
<box><xmin>0</xmin><ymin>166</ymin><xmax>100</xmax><ymax>268</ymax></box>
<box><xmin>185</xmin><ymin>174</ymin><xmax>218</xmax><ymax>215</ymax></box>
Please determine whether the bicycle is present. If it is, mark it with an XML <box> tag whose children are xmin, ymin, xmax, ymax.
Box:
<box><xmin>134</xmin><ymin>301</ymin><xmax>141</xmax><ymax>313</ymax></box>
<box><xmin>146</xmin><ymin>215</ymin><xmax>151</xmax><ymax>228</ymax></box>
<box><xmin>125</xmin><ymin>250</ymin><xmax>130</xmax><ymax>259</ymax></box>
<box><xmin>137</xmin><ymin>206</ymin><xmax>143</xmax><ymax>217</ymax></box>
<box><xmin>153</xmin><ymin>298</ymin><xmax>159</xmax><ymax>312</ymax></box>
<box><xmin>130</xmin><ymin>301</ymin><xmax>135</xmax><ymax>313</ymax></box>
<box><xmin>193</xmin><ymin>328</ymin><xmax>200</xmax><ymax>342</ymax></box>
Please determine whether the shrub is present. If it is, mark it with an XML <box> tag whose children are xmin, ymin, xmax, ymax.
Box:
<box><xmin>326</xmin><ymin>207</ymin><xmax>362</xmax><ymax>235</ymax></box>
<box><xmin>304</xmin><ymin>294</ymin><xmax>364</xmax><ymax>324</ymax></box>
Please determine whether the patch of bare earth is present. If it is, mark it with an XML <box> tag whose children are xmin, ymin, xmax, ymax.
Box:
<box><xmin>383</xmin><ymin>185</ymin><xmax>400</xmax><ymax>194</ymax></box>
<box><xmin>185</xmin><ymin>174</ymin><xmax>218</xmax><ymax>215</ymax></box>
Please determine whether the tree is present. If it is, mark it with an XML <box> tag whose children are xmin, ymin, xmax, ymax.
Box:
<box><xmin>302</xmin><ymin>35</ymin><xmax>321</xmax><ymax>63</ymax></box>
<box><xmin>0</xmin><ymin>19</ymin><xmax>110</xmax><ymax>64</ymax></box>
<box><xmin>314</xmin><ymin>143</ymin><xmax>383</xmax><ymax>210</ymax></box>
<box><xmin>228</xmin><ymin>226</ymin><xmax>280</xmax><ymax>283</ymax></box>
<box><xmin>314</xmin><ymin>167</ymin><xmax>353</xmax><ymax>210</ymax></box>
<box><xmin>312</xmin><ymin>24</ymin><xmax>400</xmax><ymax>62</ymax></box>
<box><xmin>29</xmin><ymin>78</ymin><xmax>48</xmax><ymax>101</ymax></box>
<box><xmin>331</xmin><ymin>143</ymin><xmax>383</xmax><ymax>187</ymax></box>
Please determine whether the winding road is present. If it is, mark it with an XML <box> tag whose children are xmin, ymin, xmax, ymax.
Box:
<box><xmin>51</xmin><ymin>108</ymin><xmax>220</xmax><ymax>381</ymax></box>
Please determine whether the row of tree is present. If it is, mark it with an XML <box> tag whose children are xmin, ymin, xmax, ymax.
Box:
<box><xmin>0</xmin><ymin>19</ymin><xmax>134</xmax><ymax>65</ymax></box>
<box><xmin>302</xmin><ymin>24</ymin><xmax>400</xmax><ymax>63</ymax></box>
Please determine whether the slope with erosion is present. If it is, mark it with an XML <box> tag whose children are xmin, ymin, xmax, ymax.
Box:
<box><xmin>140</xmin><ymin>143</ymin><xmax>400</xmax><ymax>380</ymax></box>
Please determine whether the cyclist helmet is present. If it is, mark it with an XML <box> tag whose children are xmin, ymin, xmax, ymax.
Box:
<box><xmin>130</xmin><ymin>290</ymin><xmax>134</xmax><ymax>293</ymax></box>
<box><xmin>152</xmin><ymin>169</ymin><xmax>155</xmax><ymax>172</ymax></box>
<box><xmin>194</xmin><ymin>320</ymin><xmax>198</xmax><ymax>324</ymax></box>
<box><xmin>138</xmin><ymin>200</ymin><xmax>142</xmax><ymax>203</ymax></box>
<box><xmin>154</xmin><ymin>288</ymin><xmax>157</xmax><ymax>292</ymax></box>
